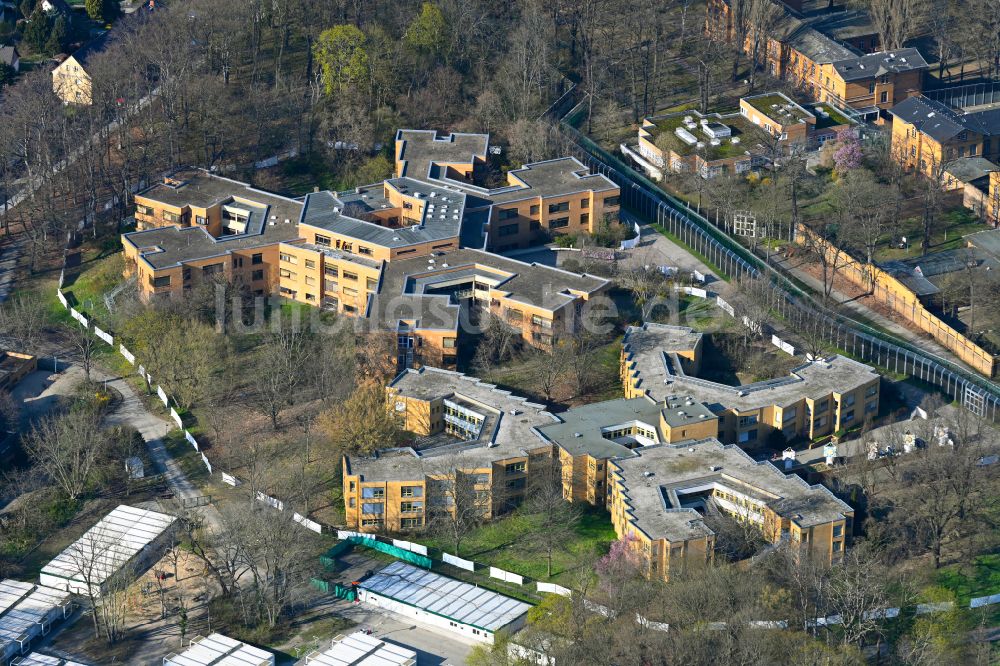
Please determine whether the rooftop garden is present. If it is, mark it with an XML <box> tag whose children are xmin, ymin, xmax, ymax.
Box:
<box><xmin>648</xmin><ymin>112</ymin><xmax>756</xmax><ymax>161</ymax></box>
<box><xmin>812</xmin><ymin>103</ymin><xmax>854</xmax><ymax>129</ymax></box>
<box><xmin>744</xmin><ymin>93</ymin><xmax>813</xmax><ymax>124</ymax></box>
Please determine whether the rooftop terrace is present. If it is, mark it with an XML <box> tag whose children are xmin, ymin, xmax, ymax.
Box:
<box><xmin>744</xmin><ymin>93</ymin><xmax>815</xmax><ymax>125</ymax></box>
<box><xmin>644</xmin><ymin>112</ymin><xmax>756</xmax><ymax>161</ymax></box>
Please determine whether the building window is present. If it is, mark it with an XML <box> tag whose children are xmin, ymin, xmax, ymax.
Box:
<box><xmin>195</xmin><ymin>215</ymin><xmax>207</xmax><ymax>225</ymax></box>
<box><xmin>162</xmin><ymin>211</ymin><xmax>180</xmax><ymax>223</ymax></box>
<box><xmin>869</xmin><ymin>81</ymin><xmax>875</xmax><ymax>94</ymax></box>
<box><xmin>550</xmin><ymin>217</ymin><xmax>570</xmax><ymax>229</ymax></box>
<box><xmin>136</xmin><ymin>204</ymin><xmax>153</xmax><ymax>216</ymax></box>
<box><xmin>280</xmin><ymin>269</ymin><xmax>296</xmax><ymax>279</ymax></box>
<box><xmin>251</xmin><ymin>269</ymin><xmax>264</xmax><ymax>281</ymax></box>
<box><xmin>401</xmin><ymin>486</ymin><xmax>423</xmax><ymax>497</ymax></box>
<box><xmin>343</xmin><ymin>271</ymin><xmax>358</xmax><ymax>281</ymax></box>
<box><xmin>531</xmin><ymin>314</ymin><xmax>552</xmax><ymax>328</ymax></box>
<box><xmin>343</xmin><ymin>287</ymin><xmax>358</xmax><ymax>296</ymax></box>
<box><xmin>280</xmin><ymin>253</ymin><xmax>297</xmax><ymax>264</ymax></box>
<box><xmin>865</xmin><ymin>385</ymin><xmax>878</xmax><ymax>397</ymax></box>
<box><xmin>252</xmin><ymin>253</ymin><xmax>263</xmax><ymax>265</ymax></box>
<box><xmin>151</xmin><ymin>275</ymin><xmax>171</xmax><ymax>288</ymax></box>
<box><xmin>361</xmin><ymin>487</ymin><xmax>385</xmax><ymax>498</ymax></box>
<box><xmin>843</xmin><ymin>410</ymin><xmax>855</xmax><ymax>423</ymax></box>
<box><xmin>401</xmin><ymin>518</ymin><xmax>422</xmax><ymax>528</ymax></box>
<box><xmin>499</xmin><ymin>224</ymin><xmax>519</xmax><ymax>237</ymax></box>
<box><xmin>506</xmin><ymin>308</ymin><xmax>523</xmax><ymax>322</ymax></box>
<box><xmin>305</xmin><ymin>276</ymin><xmax>316</xmax><ymax>286</ymax></box>
<box><xmin>530</xmin><ymin>221</ymin><xmax>541</xmax><ymax>231</ymax></box>
<box><xmin>580</xmin><ymin>213</ymin><xmax>590</xmax><ymax>225</ymax></box>
<box><xmin>833</xmin><ymin>540</ymin><xmax>843</xmax><ymax>552</ymax></box>
<box><xmin>366</xmin><ymin>277</ymin><xmax>378</xmax><ymax>290</ymax></box>
<box><xmin>548</xmin><ymin>201</ymin><xmax>570</xmax><ymax>214</ymax></box>
<box><xmin>361</xmin><ymin>518</ymin><xmax>383</xmax><ymax>527</ymax></box>
<box><xmin>400</xmin><ymin>501</ymin><xmax>423</xmax><ymax>513</ymax></box>
<box><xmin>306</xmin><ymin>293</ymin><xmax>316</xmax><ymax>301</ymax></box>
<box><xmin>738</xmin><ymin>414</ymin><xmax>758</xmax><ymax>427</ymax></box>
<box><xmin>844</xmin><ymin>394</ymin><xmax>856</xmax><ymax>407</ymax></box>
<box><xmin>305</xmin><ymin>259</ymin><xmax>316</xmax><ymax>269</ymax></box>
<box><xmin>361</xmin><ymin>503</ymin><xmax>384</xmax><ymax>514</ymax></box>
<box><xmin>505</xmin><ymin>462</ymin><xmax>526</xmax><ymax>474</ymax></box>
<box><xmin>604</xmin><ymin>196</ymin><xmax>620</xmax><ymax>207</ymax></box>
<box><xmin>833</xmin><ymin>524</ymin><xmax>843</xmax><ymax>538</ymax></box>
<box><xmin>581</xmin><ymin>198</ymin><xmax>589</xmax><ymax>209</ymax></box>
<box><xmin>325</xmin><ymin>266</ymin><xmax>339</xmax><ymax>278</ymax></box>
<box><xmin>498</xmin><ymin>208</ymin><xmax>518</xmax><ymax>220</ymax></box>
<box><xmin>443</xmin><ymin>338</ymin><xmax>456</xmax><ymax>348</ymax></box>
<box><xmin>529</xmin><ymin>205</ymin><xmax>540</xmax><ymax>215</ymax></box>
<box><xmin>359</xmin><ymin>246</ymin><xmax>373</xmax><ymax>256</ymax></box>
<box><xmin>866</xmin><ymin>400</ymin><xmax>877</xmax><ymax>413</ymax></box>
<box><xmin>782</xmin><ymin>407</ymin><xmax>797</xmax><ymax>422</ymax></box>
<box><xmin>738</xmin><ymin>429</ymin><xmax>758</xmax><ymax>443</ymax></box>
<box><xmin>315</xmin><ymin>234</ymin><xmax>332</xmax><ymax>247</ymax></box>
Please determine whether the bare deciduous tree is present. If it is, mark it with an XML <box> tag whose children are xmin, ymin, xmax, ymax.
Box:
<box><xmin>23</xmin><ymin>406</ymin><xmax>105</xmax><ymax>500</ymax></box>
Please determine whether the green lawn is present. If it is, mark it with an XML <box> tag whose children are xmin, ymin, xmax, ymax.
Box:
<box><xmin>936</xmin><ymin>553</ymin><xmax>1000</xmax><ymax>605</ymax></box>
<box><xmin>875</xmin><ymin>208</ymin><xmax>985</xmax><ymax>263</ymax></box>
<box><xmin>61</xmin><ymin>251</ymin><xmax>125</xmax><ymax>316</ymax></box>
<box><xmin>422</xmin><ymin>506</ymin><xmax>618</xmax><ymax>585</ymax></box>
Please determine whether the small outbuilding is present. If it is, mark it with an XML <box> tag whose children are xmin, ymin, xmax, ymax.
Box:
<box><xmin>358</xmin><ymin>561</ymin><xmax>531</xmax><ymax>644</ymax></box>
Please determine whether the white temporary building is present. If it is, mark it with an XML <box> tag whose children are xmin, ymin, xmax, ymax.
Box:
<box><xmin>11</xmin><ymin>651</ymin><xmax>88</xmax><ymax>665</ymax></box>
<box><xmin>162</xmin><ymin>633</ymin><xmax>275</xmax><ymax>666</ymax></box>
<box><xmin>39</xmin><ymin>505</ymin><xmax>177</xmax><ymax>596</ymax></box>
<box><xmin>304</xmin><ymin>632</ymin><xmax>417</xmax><ymax>666</ymax></box>
<box><xmin>0</xmin><ymin>580</ymin><xmax>73</xmax><ymax>664</ymax></box>
<box><xmin>358</xmin><ymin>562</ymin><xmax>531</xmax><ymax>644</ymax></box>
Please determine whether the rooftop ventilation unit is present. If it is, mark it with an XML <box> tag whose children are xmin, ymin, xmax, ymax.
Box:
<box><xmin>709</xmin><ymin>465</ymin><xmax>721</xmax><ymax>472</ymax></box>
<box><xmin>643</xmin><ymin>471</ymin><xmax>654</xmax><ymax>477</ymax></box>
<box><xmin>574</xmin><ymin>432</ymin><xmax>582</xmax><ymax>437</ymax></box>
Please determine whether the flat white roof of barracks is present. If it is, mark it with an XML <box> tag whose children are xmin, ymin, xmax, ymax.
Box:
<box><xmin>304</xmin><ymin>631</ymin><xmax>417</xmax><ymax>665</ymax></box>
<box><xmin>162</xmin><ymin>633</ymin><xmax>274</xmax><ymax>666</ymax></box>
<box><xmin>359</xmin><ymin>561</ymin><xmax>531</xmax><ymax>632</ymax></box>
<box><xmin>39</xmin><ymin>505</ymin><xmax>176</xmax><ymax>591</ymax></box>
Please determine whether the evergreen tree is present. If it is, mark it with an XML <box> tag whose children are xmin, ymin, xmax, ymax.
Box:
<box><xmin>85</xmin><ymin>0</ymin><xmax>116</xmax><ymax>23</ymax></box>
<box><xmin>45</xmin><ymin>15</ymin><xmax>67</xmax><ymax>55</ymax></box>
<box><xmin>0</xmin><ymin>63</ymin><xmax>15</xmax><ymax>89</ymax></box>
<box><xmin>22</xmin><ymin>10</ymin><xmax>50</xmax><ymax>54</ymax></box>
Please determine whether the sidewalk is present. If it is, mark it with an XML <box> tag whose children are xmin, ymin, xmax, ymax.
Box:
<box><xmin>771</xmin><ymin>253</ymin><xmax>966</xmax><ymax>369</ymax></box>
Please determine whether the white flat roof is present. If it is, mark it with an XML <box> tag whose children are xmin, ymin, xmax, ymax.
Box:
<box><xmin>360</xmin><ymin>562</ymin><xmax>531</xmax><ymax>632</ymax></box>
<box><xmin>0</xmin><ymin>580</ymin><xmax>72</xmax><ymax>657</ymax></box>
<box><xmin>163</xmin><ymin>633</ymin><xmax>274</xmax><ymax>666</ymax></box>
<box><xmin>40</xmin><ymin>505</ymin><xmax>176</xmax><ymax>587</ymax></box>
<box><xmin>12</xmin><ymin>651</ymin><xmax>88</xmax><ymax>665</ymax></box>
<box><xmin>305</xmin><ymin>632</ymin><xmax>416</xmax><ymax>666</ymax></box>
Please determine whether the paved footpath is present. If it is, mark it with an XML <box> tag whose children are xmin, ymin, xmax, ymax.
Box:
<box><xmin>97</xmin><ymin>365</ymin><xmax>225</xmax><ymax>535</ymax></box>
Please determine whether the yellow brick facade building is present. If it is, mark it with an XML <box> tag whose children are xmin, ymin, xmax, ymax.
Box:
<box><xmin>122</xmin><ymin>129</ymin><xmax>618</xmax><ymax>369</ymax></box>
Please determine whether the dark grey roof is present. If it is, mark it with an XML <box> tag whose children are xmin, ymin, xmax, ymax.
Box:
<box><xmin>944</xmin><ymin>157</ymin><xmax>999</xmax><ymax>184</ymax></box>
<box><xmin>832</xmin><ymin>48</ymin><xmax>928</xmax><ymax>82</ymax></box>
<box><xmin>611</xmin><ymin>439</ymin><xmax>854</xmax><ymax>542</ymax></box>
<box><xmin>535</xmin><ymin>397</ymin><xmax>662</xmax><ymax>459</ymax></box>
<box><xmin>300</xmin><ymin>178</ymin><xmax>466</xmax><ymax>249</ymax></box>
<box><xmin>889</xmin><ymin>96</ymin><xmax>970</xmax><ymax>142</ymax></box>
<box><xmin>371</xmin><ymin>248</ymin><xmax>609</xmax><ymax>331</ymax></box>
<box><xmin>68</xmin><ymin>31</ymin><xmax>110</xmax><ymax>68</ymax></box>
<box><xmin>0</xmin><ymin>45</ymin><xmax>18</xmax><ymax>67</ymax></box>
<box><xmin>395</xmin><ymin>129</ymin><xmax>489</xmax><ymax>181</ymax></box>
<box><xmin>786</xmin><ymin>23</ymin><xmax>855</xmax><ymax>63</ymax></box>
<box><xmin>123</xmin><ymin>170</ymin><xmax>304</xmax><ymax>269</ymax></box>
